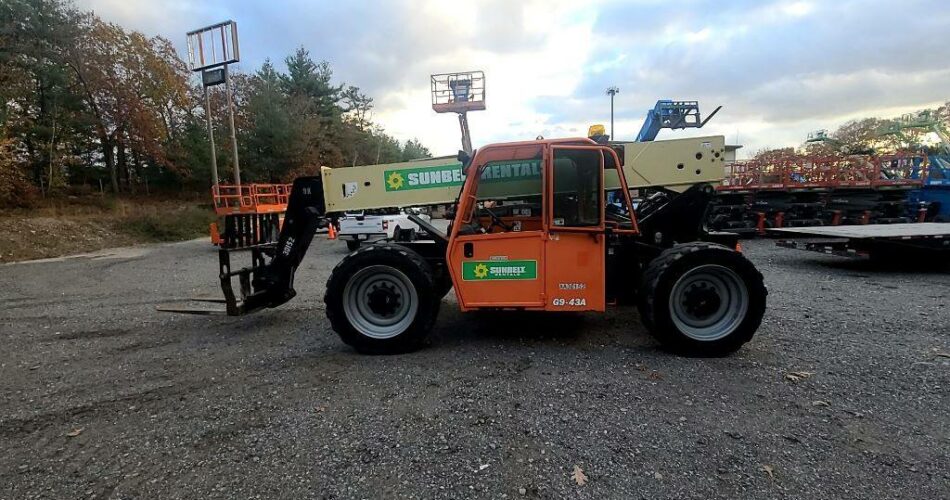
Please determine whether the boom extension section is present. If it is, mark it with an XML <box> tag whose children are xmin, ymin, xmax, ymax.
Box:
<box><xmin>322</xmin><ymin>136</ymin><xmax>727</xmax><ymax>214</ymax></box>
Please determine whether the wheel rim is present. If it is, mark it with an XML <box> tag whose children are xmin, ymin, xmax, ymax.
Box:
<box><xmin>343</xmin><ymin>265</ymin><xmax>419</xmax><ymax>339</ymax></box>
<box><xmin>669</xmin><ymin>264</ymin><xmax>749</xmax><ymax>342</ymax></box>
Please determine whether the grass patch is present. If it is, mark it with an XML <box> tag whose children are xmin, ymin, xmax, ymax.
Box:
<box><xmin>0</xmin><ymin>196</ymin><xmax>218</xmax><ymax>262</ymax></box>
<box><xmin>117</xmin><ymin>204</ymin><xmax>216</xmax><ymax>242</ymax></box>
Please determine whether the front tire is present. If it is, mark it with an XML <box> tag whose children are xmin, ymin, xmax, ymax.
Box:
<box><xmin>325</xmin><ymin>243</ymin><xmax>440</xmax><ymax>354</ymax></box>
<box><xmin>638</xmin><ymin>242</ymin><xmax>767</xmax><ymax>356</ymax></box>
<box><xmin>435</xmin><ymin>270</ymin><xmax>454</xmax><ymax>299</ymax></box>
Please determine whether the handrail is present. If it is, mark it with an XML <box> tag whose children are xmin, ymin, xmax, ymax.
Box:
<box><xmin>212</xmin><ymin>183</ymin><xmax>294</xmax><ymax>215</ymax></box>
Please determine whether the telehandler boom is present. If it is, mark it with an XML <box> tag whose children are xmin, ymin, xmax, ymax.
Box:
<box><xmin>165</xmin><ymin>135</ymin><xmax>767</xmax><ymax>356</ymax></box>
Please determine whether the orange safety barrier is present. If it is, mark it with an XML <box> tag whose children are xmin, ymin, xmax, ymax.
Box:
<box><xmin>211</xmin><ymin>183</ymin><xmax>293</xmax><ymax>215</ymax></box>
<box><xmin>210</xmin><ymin>222</ymin><xmax>222</xmax><ymax>245</ymax></box>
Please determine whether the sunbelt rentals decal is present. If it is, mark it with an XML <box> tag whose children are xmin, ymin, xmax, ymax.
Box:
<box><xmin>384</xmin><ymin>160</ymin><xmax>541</xmax><ymax>192</ymax></box>
<box><xmin>462</xmin><ymin>260</ymin><xmax>538</xmax><ymax>281</ymax></box>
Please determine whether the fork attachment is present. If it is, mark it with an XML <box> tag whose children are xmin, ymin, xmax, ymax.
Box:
<box><xmin>161</xmin><ymin>176</ymin><xmax>326</xmax><ymax>316</ymax></box>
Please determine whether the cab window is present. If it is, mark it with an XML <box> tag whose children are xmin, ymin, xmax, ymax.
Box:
<box><xmin>551</xmin><ymin>148</ymin><xmax>602</xmax><ymax>227</ymax></box>
<box><xmin>461</xmin><ymin>150</ymin><xmax>544</xmax><ymax>233</ymax></box>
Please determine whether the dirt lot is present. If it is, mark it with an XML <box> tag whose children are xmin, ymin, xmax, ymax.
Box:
<box><xmin>0</xmin><ymin>198</ymin><xmax>213</xmax><ymax>263</ymax></box>
<box><xmin>1</xmin><ymin>237</ymin><xmax>947</xmax><ymax>499</ymax></box>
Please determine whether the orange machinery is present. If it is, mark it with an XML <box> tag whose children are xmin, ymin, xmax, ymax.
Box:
<box><xmin>210</xmin><ymin>183</ymin><xmax>293</xmax><ymax>248</ymax></box>
<box><xmin>168</xmin><ymin>136</ymin><xmax>767</xmax><ymax>358</ymax></box>
<box><xmin>713</xmin><ymin>152</ymin><xmax>926</xmax><ymax>233</ymax></box>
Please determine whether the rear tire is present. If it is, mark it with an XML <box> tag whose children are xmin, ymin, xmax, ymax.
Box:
<box><xmin>325</xmin><ymin>243</ymin><xmax>440</xmax><ymax>354</ymax></box>
<box><xmin>346</xmin><ymin>239</ymin><xmax>361</xmax><ymax>251</ymax></box>
<box><xmin>638</xmin><ymin>242</ymin><xmax>766</xmax><ymax>356</ymax></box>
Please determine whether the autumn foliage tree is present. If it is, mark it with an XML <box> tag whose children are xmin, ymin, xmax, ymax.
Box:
<box><xmin>0</xmin><ymin>138</ymin><xmax>38</xmax><ymax>207</ymax></box>
<box><xmin>64</xmin><ymin>14</ymin><xmax>190</xmax><ymax>193</ymax></box>
<box><xmin>0</xmin><ymin>0</ymin><xmax>427</xmax><ymax>207</ymax></box>
<box><xmin>0</xmin><ymin>0</ymin><xmax>87</xmax><ymax>194</ymax></box>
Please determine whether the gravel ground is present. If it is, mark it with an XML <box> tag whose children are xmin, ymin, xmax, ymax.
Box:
<box><xmin>1</xmin><ymin>237</ymin><xmax>948</xmax><ymax>499</ymax></box>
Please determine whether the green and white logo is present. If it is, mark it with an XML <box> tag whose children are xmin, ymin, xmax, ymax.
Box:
<box><xmin>462</xmin><ymin>260</ymin><xmax>538</xmax><ymax>281</ymax></box>
<box><xmin>384</xmin><ymin>160</ymin><xmax>541</xmax><ymax>192</ymax></box>
<box><xmin>479</xmin><ymin>160</ymin><xmax>541</xmax><ymax>183</ymax></box>
<box><xmin>384</xmin><ymin>163</ymin><xmax>463</xmax><ymax>191</ymax></box>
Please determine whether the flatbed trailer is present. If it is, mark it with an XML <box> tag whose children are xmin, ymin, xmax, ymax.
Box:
<box><xmin>769</xmin><ymin>223</ymin><xmax>950</xmax><ymax>260</ymax></box>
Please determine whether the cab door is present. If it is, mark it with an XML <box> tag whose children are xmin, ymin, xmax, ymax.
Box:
<box><xmin>452</xmin><ymin>229</ymin><xmax>545</xmax><ymax>309</ymax></box>
<box><xmin>543</xmin><ymin>146</ymin><xmax>607</xmax><ymax>312</ymax></box>
<box><xmin>448</xmin><ymin>144</ymin><xmax>547</xmax><ymax>310</ymax></box>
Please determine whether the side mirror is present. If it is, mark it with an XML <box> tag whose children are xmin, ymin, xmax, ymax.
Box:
<box><xmin>458</xmin><ymin>150</ymin><xmax>473</xmax><ymax>173</ymax></box>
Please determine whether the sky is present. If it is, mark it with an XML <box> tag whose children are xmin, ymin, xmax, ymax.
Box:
<box><xmin>76</xmin><ymin>0</ymin><xmax>950</xmax><ymax>159</ymax></box>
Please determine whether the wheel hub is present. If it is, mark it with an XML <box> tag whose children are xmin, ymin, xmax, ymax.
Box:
<box><xmin>342</xmin><ymin>265</ymin><xmax>419</xmax><ymax>340</ymax></box>
<box><xmin>366</xmin><ymin>283</ymin><xmax>402</xmax><ymax>317</ymax></box>
<box><xmin>669</xmin><ymin>264</ymin><xmax>750</xmax><ymax>342</ymax></box>
<box><xmin>682</xmin><ymin>282</ymin><xmax>721</xmax><ymax>319</ymax></box>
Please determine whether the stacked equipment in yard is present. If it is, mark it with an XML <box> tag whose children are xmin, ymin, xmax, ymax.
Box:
<box><xmin>708</xmin><ymin>151</ymin><xmax>927</xmax><ymax>235</ymax></box>
<box><xmin>878</xmin><ymin>108</ymin><xmax>950</xmax><ymax>222</ymax></box>
<box><xmin>908</xmin><ymin>153</ymin><xmax>950</xmax><ymax>222</ymax></box>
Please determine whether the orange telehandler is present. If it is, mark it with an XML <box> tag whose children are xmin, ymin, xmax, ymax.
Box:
<box><xmin>167</xmin><ymin>136</ymin><xmax>767</xmax><ymax>356</ymax></box>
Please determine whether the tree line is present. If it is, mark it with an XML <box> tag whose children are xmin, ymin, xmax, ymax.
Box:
<box><xmin>755</xmin><ymin>103</ymin><xmax>950</xmax><ymax>159</ymax></box>
<box><xmin>0</xmin><ymin>0</ymin><xmax>430</xmax><ymax>207</ymax></box>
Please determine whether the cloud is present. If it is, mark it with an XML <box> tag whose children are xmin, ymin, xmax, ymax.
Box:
<box><xmin>77</xmin><ymin>0</ymin><xmax>950</xmax><ymax>157</ymax></box>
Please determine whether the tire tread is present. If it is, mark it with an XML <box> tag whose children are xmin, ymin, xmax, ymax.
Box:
<box><xmin>638</xmin><ymin>242</ymin><xmax>767</xmax><ymax>356</ymax></box>
<box><xmin>325</xmin><ymin>243</ymin><xmax>440</xmax><ymax>354</ymax></box>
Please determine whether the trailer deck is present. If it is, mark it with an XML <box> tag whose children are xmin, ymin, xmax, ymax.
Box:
<box><xmin>769</xmin><ymin>223</ymin><xmax>950</xmax><ymax>259</ymax></box>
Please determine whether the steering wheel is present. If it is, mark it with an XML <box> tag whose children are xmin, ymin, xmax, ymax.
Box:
<box><xmin>482</xmin><ymin>206</ymin><xmax>513</xmax><ymax>232</ymax></box>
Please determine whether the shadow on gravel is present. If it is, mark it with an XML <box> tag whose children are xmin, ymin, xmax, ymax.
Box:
<box><xmin>432</xmin><ymin>309</ymin><xmax>658</xmax><ymax>352</ymax></box>
<box><xmin>471</xmin><ymin>311</ymin><xmax>587</xmax><ymax>339</ymax></box>
<box><xmin>56</xmin><ymin>328</ymin><xmax>133</xmax><ymax>341</ymax></box>
<box><xmin>814</xmin><ymin>257</ymin><xmax>950</xmax><ymax>274</ymax></box>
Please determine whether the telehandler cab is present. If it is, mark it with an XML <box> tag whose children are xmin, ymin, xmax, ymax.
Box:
<box><xmin>167</xmin><ymin>136</ymin><xmax>767</xmax><ymax>356</ymax></box>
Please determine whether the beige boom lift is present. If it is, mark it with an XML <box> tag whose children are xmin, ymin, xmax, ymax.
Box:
<box><xmin>322</xmin><ymin>135</ymin><xmax>727</xmax><ymax>213</ymax></box>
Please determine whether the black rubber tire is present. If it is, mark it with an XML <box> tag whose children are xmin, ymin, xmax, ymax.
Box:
<box><xmin>325</xmin><ymin>243</ymin><xmax>440</xmax><ymax>354</ymax></box>
<box><xmin>345</xmin><ymin>239</ymin><xmax>361</xmax><ymax>251</ymax></box>
<box><xmin>638</xmin><ymin>242</ymin><xmax>767</xmax><ymax>356</ymax></box>
<box><xmin>435</xmin><ymin>270</ymin><xmax>454</xmax><ymax>300</ymax></box>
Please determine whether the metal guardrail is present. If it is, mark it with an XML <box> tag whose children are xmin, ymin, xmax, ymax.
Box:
<box><xmin>211</xmin><ymin>183</ymin><xmax>292</xmax><ymax>215</ymax></box>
